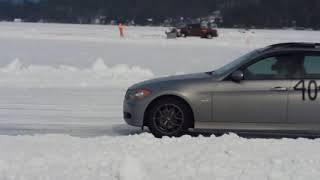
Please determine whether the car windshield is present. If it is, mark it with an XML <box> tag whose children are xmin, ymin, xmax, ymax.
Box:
<box><xmin>213</xmin><ymin>49</ymin><xmax>260</xmax><ymax>75</ymax></box>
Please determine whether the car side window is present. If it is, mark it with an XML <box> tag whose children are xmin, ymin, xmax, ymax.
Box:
<box><xmin>303</xmin><ymin>55</ymin><xmax>320</xmax><ymax>79</ymax></box>
<box><xmin>244</xmin><ymin>55</ymin><xmax>303</xmax><ymax>80</ymax></box>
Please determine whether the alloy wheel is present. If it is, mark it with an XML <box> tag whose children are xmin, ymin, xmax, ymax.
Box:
<box><xmin>152</xmin><ymin>104</ymin><xmax>185</xmax><ymax>134</ymax></box>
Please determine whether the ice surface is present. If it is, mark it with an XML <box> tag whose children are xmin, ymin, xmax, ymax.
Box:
<box><xmin>0</xmin><ymin>22</ymin><xmax>320</xmax><ymax>180</ymax></box>
<box><xmin>2</xmin><ymin>22</ymin><xmax>320</xmax><ymax>76</ymax></box>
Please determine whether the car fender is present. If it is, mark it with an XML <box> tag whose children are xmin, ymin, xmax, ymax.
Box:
<box><xmin>143</xmin><ymin>90</ymin><xmax>208</xmax><ymax>125</ymax></box>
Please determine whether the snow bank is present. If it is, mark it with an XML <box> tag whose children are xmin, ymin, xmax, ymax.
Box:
<box><xmin>0</xmin><ymin>133</ymin><xmax>320</xmax><ymax>180</ymax></box>
<box><xmin>0</xmin><ymin>59</ymin><xmax>153</xmax><ymax>88</ymax></box>
<box><xmin>119</xmin><ymin>156</ymin><xmax>146</xmax><ymax>180</ymax></box>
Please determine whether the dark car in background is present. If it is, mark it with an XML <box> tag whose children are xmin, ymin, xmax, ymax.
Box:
<box><xmin>178</xmin><ymin>23</ymin><xmax>218</xmax><ymax>39</ymax></box>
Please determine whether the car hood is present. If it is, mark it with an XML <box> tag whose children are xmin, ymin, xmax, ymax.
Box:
<box><xmin>129</xmin><ymin>72</ymin><xmax>218</xmax><ymax>90</ymax></box>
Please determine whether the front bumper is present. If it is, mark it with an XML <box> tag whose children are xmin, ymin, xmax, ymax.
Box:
<box><xmin>123</xmin><ymin>99</ymin><xmax>146</xmax><ymax>127</ymax></box>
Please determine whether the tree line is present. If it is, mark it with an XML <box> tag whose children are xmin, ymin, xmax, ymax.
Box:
<box><xmin>0</xmin><ymin>0</ymin><xmax>320</xmax><ymax>29</ymax></box>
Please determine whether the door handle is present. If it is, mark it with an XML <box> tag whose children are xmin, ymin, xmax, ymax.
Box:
<box><xmin>270</xmin><ymin>87</ymin><xmax>288</xmax><ymax>92</ymax></box>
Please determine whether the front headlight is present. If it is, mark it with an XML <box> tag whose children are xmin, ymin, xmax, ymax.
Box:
<box><xmin>134</xmin><ymin>89</ymin><xmax>152</xmax><ymax>99</ymax></box>
<box><xmin>126</xmin><ymin>89</ymin><xmax>152</xmax><ymax>100</ymax></box>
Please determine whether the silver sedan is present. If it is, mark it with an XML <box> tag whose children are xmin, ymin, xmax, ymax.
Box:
<box><xmin>124</xmin><ymin>43</ymin><xmax>320</xmax><ymax>137</ymax></box>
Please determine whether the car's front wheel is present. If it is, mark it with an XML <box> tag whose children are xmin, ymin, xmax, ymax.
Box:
<box><xmin>146</xmin><ymin>98</ymin><xmax>193</xmax><ymax>138</ymax></box>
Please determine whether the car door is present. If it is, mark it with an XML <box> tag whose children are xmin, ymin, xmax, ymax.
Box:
<box><xmin>190</xmin><ymin>24</ymin><xmax>201</xmax><ymax>36</ymax></box>
<box><xmin>288</xmin><ymin>52</ymin><xmax>320</xmax><ymax>128</ymax></box>
<box><xmin>212</xmin><ymin>53</ymin><xmax>301</xmax><ymax>124</ymax></box>
<box><xmin>186</xmin><ymin>25</ymin><xmax>193</xmax><ymax>36</ymax></box>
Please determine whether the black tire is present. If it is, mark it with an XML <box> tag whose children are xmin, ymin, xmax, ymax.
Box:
<box><xmin>206</xmin><ymin>33</ymin><xmax>213</xmax><ymax>39</ymax></box>
<box><xmin>146</xmin><ymin>98</ymin><xmax>193</xmax><ymax>138</ymax></box>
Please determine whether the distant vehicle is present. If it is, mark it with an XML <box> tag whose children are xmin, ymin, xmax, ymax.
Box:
<box><xmin>165</xmin><ymin>28</ymin><xmax>179</xmax><ymax>39</ymax></box>
<box><xmin>178</xmin><ymin>23</ymin><xmax>218</xmax><ymax>39</ymax></box>
<box><xmin>13</xmin><ymin>18</ymin><xmax>22</xmax><ymax>23</ymax></box>
<box><xmin>124</xmin><ymin>42</ymin><xmax>320</xmax><ymax>138</ymax></box>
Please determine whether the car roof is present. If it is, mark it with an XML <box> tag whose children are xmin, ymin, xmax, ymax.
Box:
<box><xmin>188</xmin><ymin>24</ymin><xmax>200</xmax><ymax>26</ymax></box>
<box><xmin>263</xmin><ymin>42</ymin><xmax>320</xmax><ymax>52</ymax></box>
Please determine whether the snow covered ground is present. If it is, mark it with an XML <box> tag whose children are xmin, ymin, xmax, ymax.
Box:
<box><xmin>1</xmin><ymin>22</ymin><xmax>320</xmax><ymax>179</ymax></box>
<box><xmin>2</xmin><ymin>133</ymin><xmax>320</xmax><ymax>180</ymax></box>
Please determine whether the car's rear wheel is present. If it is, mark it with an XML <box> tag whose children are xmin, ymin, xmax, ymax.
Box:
<box><xmin>206</xmin><ymin>33</ymin><xmax>213</xmax><ymax>39</ymax></box>
<box><xmin>146</xmin><ymin>98</ymin><xmax>192</xmax><ymax>138</ymax></box>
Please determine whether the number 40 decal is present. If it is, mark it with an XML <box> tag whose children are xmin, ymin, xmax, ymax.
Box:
<box><xmin>294</xmin><ymin>80</ymin><xmax>319</xmax><ymax>101</ymax></box>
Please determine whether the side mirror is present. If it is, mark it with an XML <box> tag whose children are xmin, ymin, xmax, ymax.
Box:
<box><xmin>231</xmin><ymin>70</ymin><xmax>244</xmax><ymax>82</ymax></box>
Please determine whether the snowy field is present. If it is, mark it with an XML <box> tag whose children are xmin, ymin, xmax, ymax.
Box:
<box><xmin>1</xmin><ymin>22</ymin><xmax>320</xmax><ymax>179</ymax></box>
